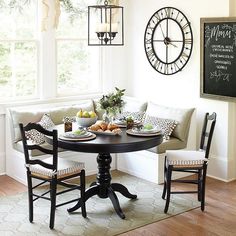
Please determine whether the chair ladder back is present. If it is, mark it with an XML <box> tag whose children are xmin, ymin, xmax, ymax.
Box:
<box><xmin>19</xmin><ymin>123</ymin><xmax>59</xmax><ymax>171</ymax></box>
<box><xmin>200</xmin><ymin>112</ymin><xmax>217</xmax><ymax>159</ymax></box>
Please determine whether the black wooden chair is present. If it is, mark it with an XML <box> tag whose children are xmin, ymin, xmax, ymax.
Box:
<box><xmin>19</xmin><ymin>122</ymin><xmax>86</xmax><ymax>229</ymax></box>
<box><xmin>162</xmin><ymin>112</ymin><xmax>216</xmax><ymax>213</ymax></box>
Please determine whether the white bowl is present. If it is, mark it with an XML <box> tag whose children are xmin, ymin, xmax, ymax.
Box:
<box><xmin>76</xmin><ymin>116</ymin><xmax>97</xmax><ymax>127</ymax></box>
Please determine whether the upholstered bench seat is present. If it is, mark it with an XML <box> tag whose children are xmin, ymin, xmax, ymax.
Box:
<box><xmin>148</xmin><ymin>137</ymin><xmax>187</xmax><ymax>154</ymax></box>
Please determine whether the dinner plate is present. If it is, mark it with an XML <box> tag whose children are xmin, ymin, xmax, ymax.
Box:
<box><xmin>132</xmin><ymin>127</ymin><xmax>161</xmax><ymax>134</ymax></box>
<box><xmin>62</xmin><ymin>131</ymin><xmax>92</xmax><ymax>139</ymax></box>
<box><xmin>59</xmin><ymin>133</ymin><xmax>96</xmax><ymax>141</ymax></box>
<box><xmin>126</xmin><ymin>129</ymin><xmax>162</xmax><ymax>137</ymax></box>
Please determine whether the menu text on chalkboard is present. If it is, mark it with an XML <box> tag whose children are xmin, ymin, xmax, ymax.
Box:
<box><xmin>200</xmin><ymin>17</ymin><xmax>236</xmax><ymax>102</ymax></box>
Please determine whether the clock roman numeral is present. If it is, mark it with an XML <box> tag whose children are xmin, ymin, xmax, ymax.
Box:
<box><xmin>147</xmin><ymin>49</ymin><xmax>156</xmax><ymax>61</ymax></box>
<box><xmin>182</xmin><ymin>52</ymin><xmax>189</xmax><ymax>58</ymax></box>
<box><xmin>174</xmin><ymin>62</ymin><xmax>180</xmax><ymax>71</ymax></box>
<box><xmin>164</xmin><ymin>64</ymin><xmax>169</xmax><ymax>74</ymax></box>
<box><xmin>153</xmin><ymin>13</ymin><xmax>161</xmax><ymax>22</ymax></box>
<box><xmin>182</xmin><ymin>22</ymin><xmax>190</xmax><ymax>30</ymax></box>
<box><xmin>164</xmin><ymin>8</ymin><xmax>171</xmax><ymax>18</ymax></box>
<box><xmin>175</xmin><ymin>11</ymin><xmax>180</xmax><ymax>20</ymax></box>
<box><xmin>146</xmin><ymin>24</ymin><xmax>154</xmax><ymax>34</ymax></box>
<box><xmin>153</xmin><ymin>60</ymin><xmax>161</xmax><ymax>70</ymax></box>
<box><xmin>170</xmin><ymin>62</ymin><xmax>180</xmax><ymax>73</ymax></box>
<box><xmin>145</xmin><ymin>38</ymin><xmax>152</xmax><ymax>44</ymax></box>
<box><xmin>185</xmin><ymin>38</ymin><xmax>192</xmax><ymax>44</ymax></box>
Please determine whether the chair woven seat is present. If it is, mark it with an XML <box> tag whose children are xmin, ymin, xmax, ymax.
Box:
<box><xmin>166</xmin><ymin>150</ymin><xmax>208</xmax><ymax>166</ymax></box>
<box><xmin>27</xmin><ymin>158</ymin><xmax>85</xmax><ymax>179</ymax></box>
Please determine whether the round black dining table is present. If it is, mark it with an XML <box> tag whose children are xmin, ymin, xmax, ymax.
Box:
<box><xmin>46</xmin><ymin>127</ymin><xmax>163</xmax><ymax>219</ymax></box>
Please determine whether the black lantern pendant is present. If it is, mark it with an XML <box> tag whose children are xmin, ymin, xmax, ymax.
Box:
<box><xmin>88</xmin><ymin>0</ymin><xmax>124</xmax><ymax>46</ymax></box>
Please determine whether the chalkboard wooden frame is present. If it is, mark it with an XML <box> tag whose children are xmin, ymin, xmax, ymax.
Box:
<box><xmin>200</xmin><ymin>17</ymin><xmax>236</xmax><ymax>102</ymax></box>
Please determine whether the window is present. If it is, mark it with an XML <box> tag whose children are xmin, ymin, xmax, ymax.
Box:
<box><xmin>0</xmin><ymin>2</ymin><xmax>38</xmax><ymax>102</ymax></box>
<box><xmin>0</xmin><ymin>0</ymin><xmax>102</xmax><ymax>103</ymax></box>
<box><xmin>56</xmin><ymin>0</ymin><xmax>102</xmax><ymax>97</ymax></box>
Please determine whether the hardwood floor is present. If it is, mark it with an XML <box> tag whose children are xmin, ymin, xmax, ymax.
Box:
<box><xmin>1</xmin><ymin>174</ymin><xmax>236</xmax><ymax>235</ymax></box>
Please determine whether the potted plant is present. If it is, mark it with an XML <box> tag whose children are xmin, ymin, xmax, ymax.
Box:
<box><xmin>99</xmin><ymin>87</ymin><xmax>125</xmax><ymax>122</ymax></box>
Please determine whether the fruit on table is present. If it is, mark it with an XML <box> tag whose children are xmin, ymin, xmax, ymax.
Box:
<box><xmin>89</xmin><ymin>111</ymin><xmax>97</xmax><ymax>118</ymax></box>
<box><xmin>82</xmin><ymin>111</ymin><xmax>90</xmax><ymax>118</ymax></box>
<box><xmin>73</xmin><ymin>129</ymin><xmax>86</xmax><ymax>135</ymax></box>
<box><xmin>76</xmin><ymin>109</ymin><xmax>83</xmax><ymax>118</ymax></box>
<box><xmin>143</xmin><ymin>123</ymin><xmax>153</xmax><ymax>130</ymax></box>
<box><xmin>76</xmin><ymin>109</ymin><xmax>97</xmax><ymax>118</ymax></box>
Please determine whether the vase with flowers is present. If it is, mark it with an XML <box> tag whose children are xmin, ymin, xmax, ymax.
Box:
<box><xmin>99</xmin><ymin>87</ymin><xmax>125</xmax><ymax>123</ymax></box>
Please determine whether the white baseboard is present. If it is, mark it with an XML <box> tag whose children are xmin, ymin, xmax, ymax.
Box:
<box><xmin>207</xmin><ymin>155</ymin><xmax>236</xmax><ymax>182</ymax></box>
<box><xmin>207</xmin><ymin>174</ymin><xmax>236</xmax><ymax>183</ymax></box>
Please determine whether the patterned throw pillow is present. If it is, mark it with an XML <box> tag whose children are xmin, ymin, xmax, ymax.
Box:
<box><xmin>144</xmin><ymin>115</ymin><xmax>178</xmax><ymax>140</ymax></box>
<box><xmin>115</xmin><ymin>111</ymin><xmax>145</xmax><ymax>121</ymax></box>
<box><xmin>25</xmin><ymin>114</ymin><xmax>55</xmax><ymax>144</ymax></box>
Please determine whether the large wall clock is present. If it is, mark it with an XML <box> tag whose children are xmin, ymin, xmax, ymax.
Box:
<box><xmin>144</xmin><ymin>7</ymin><xmax>193</xmax><ymax>75</ymax></box>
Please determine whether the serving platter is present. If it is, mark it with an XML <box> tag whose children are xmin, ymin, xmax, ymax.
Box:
<box><xmin>88</xmin><ymin>129</ymin><xmax>122</xmax><ymax>136</ymax></box>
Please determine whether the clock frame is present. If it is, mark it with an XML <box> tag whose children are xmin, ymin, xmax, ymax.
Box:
<box><xmin>144</xmin><ymin>7</ymin><xmax>193</xmax><ymax>75</ymax></box>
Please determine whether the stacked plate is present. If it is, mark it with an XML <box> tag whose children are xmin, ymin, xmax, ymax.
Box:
<box><xmin>132</xmin><ymin>126</ymin><xmax>161</xmax><ymax>134</ymax></box>
<box><xmin>126</xmin><ymin>127</ymin><xmax>162</xmax><ymax>137</ymax></box>
<box><xmin>60</xmin><ymin>130</ymin><xmax>95</xmax><ymax>141</ymax></box>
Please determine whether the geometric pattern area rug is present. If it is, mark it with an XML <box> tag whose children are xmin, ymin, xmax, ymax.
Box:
<box><xmin>0</xmin><ymin>171</ymin><xmax>200</xmax><ymax>236</ymax></box>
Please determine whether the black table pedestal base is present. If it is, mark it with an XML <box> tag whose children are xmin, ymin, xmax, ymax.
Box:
<box><xmin>67</xmin><ymin>153</ymin><xmax>137</xmax><ymax>219</ymax></box>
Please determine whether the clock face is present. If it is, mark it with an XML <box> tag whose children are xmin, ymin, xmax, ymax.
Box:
<box><xmin>144</xmin><ymin>7</ymin><xmax>193</xmax><ymax>75</ymax></box>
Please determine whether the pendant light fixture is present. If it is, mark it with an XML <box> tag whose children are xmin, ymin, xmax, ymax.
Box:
<box><xmin>88</xmin><ymin>0</ymin><xmax>124</xmax><ymax>46</ymax></box>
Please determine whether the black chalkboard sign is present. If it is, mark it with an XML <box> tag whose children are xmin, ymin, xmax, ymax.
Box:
<box><xmin>200</xmin><ymin>17</ymin><xmax>236</xmax><ymax>101</ymax></box>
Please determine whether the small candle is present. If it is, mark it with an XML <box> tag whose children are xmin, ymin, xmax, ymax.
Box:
<box><xmin>96</xmin><ymin>23</ymin><xmax>107</xmax><ymax>32</ymax></box>
<box><xmin>106</xmin><ymin>23</ymin><xmax>118</xmax><ymax>32</ymax></box>
<box><xmin>111</xmin><ymin>23</ymin><xmax>118</xmax><ymax>32</ymax></box>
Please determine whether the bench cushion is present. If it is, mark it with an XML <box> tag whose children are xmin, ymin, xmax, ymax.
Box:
<box><xmin>146</xmin><ymin>102</ymin><xmax>194</xmax><ymax>142</ymax></box>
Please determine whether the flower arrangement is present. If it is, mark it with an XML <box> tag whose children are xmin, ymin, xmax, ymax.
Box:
<box><xmin>99</xmin><ymin>87</ymin><xmax>125</xmax><ymax>116</ymax></box>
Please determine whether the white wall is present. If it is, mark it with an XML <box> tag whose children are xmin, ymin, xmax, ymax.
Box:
<box><xmin>124</xmin><ymin>0</ymin><xmax>235</xmax><ymax>181</ymax></box>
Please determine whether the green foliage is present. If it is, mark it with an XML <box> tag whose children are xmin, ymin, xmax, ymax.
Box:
<box><xmin>99</xmin><ymin>87</ymin><xmax>125</xmax><ymax>115</ymax></box>
<box><xmin>0</xmin><ymin>0</ymin><xmax>112</xmax><ymax>20</ymax></box>
<box><xmin>0</xmin><ymin>0</ymin><xmax>32</xmax><ymax>13</ymax></box>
